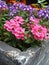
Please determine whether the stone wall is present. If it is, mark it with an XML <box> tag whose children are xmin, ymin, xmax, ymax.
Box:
<box><xmin>0</xmin><ymin>41</ymin><xmax>49</xmax><ymax>65</ymax></box>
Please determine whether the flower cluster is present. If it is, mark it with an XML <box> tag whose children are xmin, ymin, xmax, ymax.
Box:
<box><xmin>30</xmin><ymin>17</ymin><xmax>48</xmax><ymax>41</ymax></box>
<box><xmin>31</xmin><ymin>24</ymin><xmax>47</xmax><ymax>40</ymax></box>
<box><xmin>30</xmin><ymin>17</ymin><xmax>40</xmax><ymax>24</ymax></box>
<box><xmin>4</xmin><ymin>16</ymin><xmax>49</xmax><ymax>42</ymax></box>
<box><xmin>9</xmin><ymin>3</ymin><xmax>49</xmax><ymax>20</ymax></box>
<box><xmin>9</xmin><ymin>3</ymin><xmax>36</xmax><ymax>18</ymax></box>
<box><xmin>0</xmin><ymin>0</ymin><xmax>8</xmax><ymax>10</ymax></box>
<box><xmin>38</xmin><ymin>5</ymin><xmax>49</xmax><ymax>19</ymax></box>
<box><xmin>4</xmin><ymin>16</ymin><xmax>25</xmax><ymax>40</ymax></box>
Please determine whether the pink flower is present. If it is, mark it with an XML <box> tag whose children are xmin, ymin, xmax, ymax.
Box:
<box><xmin>30</xmin><ymin>17</ymin><xmax>40</xmax><ymax>24</ymax></box>
<box><xmin>31</xmin><ymin>24</ymin><xmax>47</xmax><ymax>40</ymax></box>
<box><xmin>12</xmin><ymin>27</ymin><xmax>25</xmax><ymax>40</ymax></box>
<box><xmin>14</xmin><ymin>16</ymin><xmax>24</xmax><ymax>24</ymax></box>
<box><xmin>4</xmin><ymin>20</ymin><xmax>13</xmax><ymax>32</ymax></box>
<box><xmin>45</xmin><ymin>29</ymin><xmax>49</xmax><ymax>40</ymax></box>
<box><xmin>45</xmin><ymin>33</ymin><xmax>49</xmax><ymax>41</ymax></box>
<box><xmin>47</xmin><ymin>29</ymin><xmax>49</xmax><ymax>33</ymax></box>
<box><xmin>4</xmin><ymin>16</ymin><xmax>25</xmax><ymax>40</ymax></box>
<box><xmin>10</xmin><ymin>19</ymin><xmax>20</xmax><ymax>28</ymax></box>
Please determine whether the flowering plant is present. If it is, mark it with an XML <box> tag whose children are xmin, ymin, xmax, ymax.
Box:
<box><xmin>0</xmin><ymin>0</ymin><xmax>10</xmax><ymax>44</ymax></box>
<box><xmin>0</xmin><ymin>1</ymin><xmax>49</xmax><ymax>50</ymax></box>
<box><xmin>4</xmin><ymin>16</ymin><xmax>49</xmax><ymax>50</ymax></box>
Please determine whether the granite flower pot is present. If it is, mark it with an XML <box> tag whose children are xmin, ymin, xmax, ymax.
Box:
<box><xmin>0</xmin><ymin>41</ymin><xmax>49</xmax><ymax>65</ymax></box>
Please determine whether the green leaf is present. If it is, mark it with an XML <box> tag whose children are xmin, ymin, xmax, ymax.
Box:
<box><xmin>37</xmin><ymin>0</ymin><xmax>47</xmax><ymax>8</ymax></box>
<box><xmin>38</xmin><ymin>0</ymin><xmax>46</xmax><ymax>3</ymax></box>
<box><xmin>24</xmin><ymin>37</ymin><xmax>34</xmax><ymax>44</ymax></box>
<box><xmin>24</xmin><ymin>36</ymin><xmax>27</xmax><ymax>39</ymax></box>
<box><xmin>4</xmin><ymin>38</ymin><xmax>9</xmax><ymax>42</ymax></box>
<box><xmin>25</xmin><ymin>18</ymin><xmax>29</xmax><ymax>23</ymax></box>
<box><xmin>25</xmin><ymin>39</ymin><xmax>31</xmax><ymax>43</ymax></box>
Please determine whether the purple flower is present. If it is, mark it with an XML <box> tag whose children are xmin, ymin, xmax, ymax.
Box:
<box><xmin>38</xmin><ymin>6</ymin><xmax>49</xmax><ymax>19</ymax></box>
<box><xmin>0</xmin><ymin>0</ymin><xmax>8</xmax><ymax>9</ymax></box>
<box><xmin>9</xmin><ymin>3</ymin><xmax>36</xmax><ymax>18</ymax></box>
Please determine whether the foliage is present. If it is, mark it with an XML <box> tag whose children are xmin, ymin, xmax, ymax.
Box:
<box><xmin>0</xmin><ymin>10</ymin><xmax>10</xmax><ymax>42</ymax></box>
<box><xmin>0</xmin><ymin>1</ymin><xmax>49</xmax><ymax>51</ymax></box>
<box><xmin>38</xmin><ymin>0</ymin><xmax>48</xmax><ymax>8</ymax></box>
